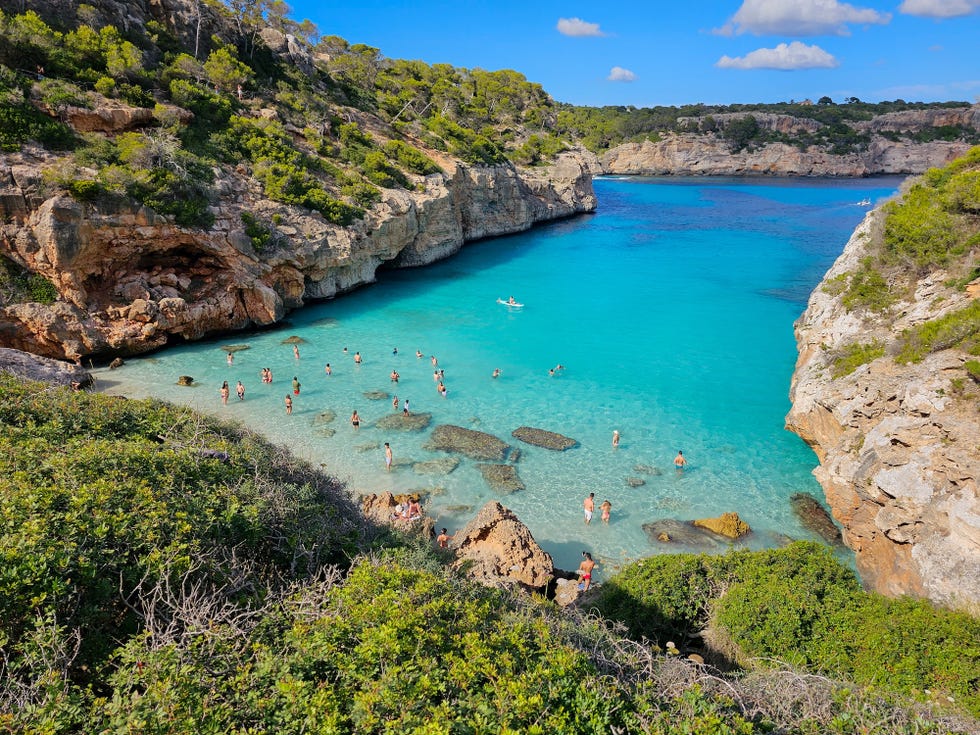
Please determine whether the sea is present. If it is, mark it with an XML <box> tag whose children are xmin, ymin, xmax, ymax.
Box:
<box><xmin>92</xmin><ymin>175</ymin><xmax>903</xmax><ymax>576</ymax></box>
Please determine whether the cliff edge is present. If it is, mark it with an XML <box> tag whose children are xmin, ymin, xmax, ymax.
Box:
<box><xmin>786</xmin><ymin>182</ymin><xmax>979</xmax><ymax>611</ymax></box>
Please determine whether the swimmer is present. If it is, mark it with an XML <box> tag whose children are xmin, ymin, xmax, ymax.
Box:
<box><xmin>220</xmin><ymin>381</ymin><xmax>229</xmax><ymax>405</ymax></box>
<box><xmin>391</xmin><ymin>370</ymin><xmax>399</xmax><ymax>382</ymax></box>
<box><xmin>236</xmin><ymin>381</ymin><xmax>245</xmax><ymax>400</ymax></box>
<box><xmin>431</xmin><ymin>355</ymin><xmax>438</xmax><ymax>367</ymax></box>
<box><xmin>674</xmin><ymin>450</ymin><xmax>687</xmax><ymax>469</ymax></box>
<box><xmin>416</xmin><ymin>349</ymin><xmax>423</xmax><ymax>359</ymax></box>
<box><xmin>354</xmin><ymin>351</ymin><xmax>362</xmax><ymax>365</ymax></box>
<box><xmin>384</xmin><ymin>442</ymin><xmax>392</xmax><ymax>472</ymax></box>
<box><xmin>350</xmin><ymin>410</ymin><xmax>360</xmax><ymax>430</ymax></box>
<box><xmin>583</xmin><ymin>492</ymin><xmax>595</xmax><ymax>524</ymax></box>
<box><xmin>600</xmin><ymin>499</ymin><xmax>612</xmax><ymax>523</ymax></box>
<box><xmin>612</xmin><ymin>430</ymin><xmax>620</xmax><ymax>448</ymax></box>
<box><xmin>343</xmin><ymin>347</ymin><xmax>348</xmax><ymax>355</ymax></box>
<box><xmin>433</xmin><ymin>369</ymin><xmax>440</xmax><ymax>382</ymax></box>
<box><xmin>392</xmin><ymin>347</ymin><xmax>398</xmax><ymax>355</ymax></box>
<box><xmin>227</xmin><ymin>352</ymin><xmax>234</xmax><ymax>365</ymax></box>
<box><xmin>324</xmin><ymin>363</ymin><xmax>332</xmax><ymax>375</ymax></box>
<box><xmin>284</xmin><ymin>394</ymin><xmax>292</xmax><ymax>414</ymax></box>
<box><xmin>548</xmin><ymin>368</ymin><xmax>555</xmax><ymax>377</ymax></box>
<box><xmin>291</xmin><ymin>376</ymin><xmax>301</xmax><ymax>395</ymax></box>
<box><xmin>492</xmin><ymin>368</ymin><xmax>501</xmax><ymax>378</ymax></box>
<box><xmin>293</xmin><ymin>344</ymin><xmax>300</xmax><ymax>359</ymax></box>
<box><xmin>392</xmin><ymin>395</ymin><xmax>399</xmax><ymax>411</ymax></box>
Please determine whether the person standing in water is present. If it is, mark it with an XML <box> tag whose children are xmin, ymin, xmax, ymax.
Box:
<box><xmin>284</xmin><ymin>394</ymin><xmax>292</xmax><ymax>414</ymax></box>
<box><xmin>324</xmin><ymin>363</ymin><xmax>332</xmax><ymax>376</ymax></box>
<box><xmin>293</xmin><ymin>344</ymin><xmax>300</xmax><ymax>359</ymax></box>
<box><xmin>612</xmin><ymin>430</ymin><xmax>620</xmax><ymax>448</ymax></box>
<box><xmin>392</xmin><ymin>395</ymin><xmax>399</xmax><ymax>411</ymax></box>
<box><xmin>674</xmin><ymin>450</ymin><xmax>687</xmax><ymax>469</ymax></box>
<box><xmin>402</xmin><ymin>399</ymin><xmax>410</xmax><ymax>416</ymax></box>
<box><xmin>236</xmin><ymin>381</ymin><xmax>245</xmax><ymax>401</ymax></box>
<box><xmin>600</xmin><ymin>499</ymin><xmax>612</xmax><ymax>523</ymax></box>
<box><xmin>354</xmin><ymin>351</ymin><xmax>362</xmax><ymax>365</ymax></box>
<box><xmin>350</xmin><ymin>410</ymin><xmax>360</xmax><ymax>430</ymax></box>
<box><xmin>583</xmin><ymin>492</ymin><xmax>595</xmax><ymax>524</ymax></box>
<box><xmin>227</xmin><ymin>352</ymin><xmax>234</xmax><ymax>365</ymax></box>
<box><xmin>220</xmin><ymin>381</ymin><xmax>229</xmax><ymax>405</ymax></box>
<box><xmin>292</xmin><ymin>376</ymin><xmax>301</xmax><ymax>395</ymax></box>
<box><xmin>492</xmin><ymin>368</ymin><xmax>501</xmax><ymax>378</ymax></box>
<box><xmin>384</xmin><ymin>442</ymin><xmax>393</xmax><ymax>472</ymax></box>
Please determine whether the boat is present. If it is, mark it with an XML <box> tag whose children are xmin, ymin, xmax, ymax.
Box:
<box><xmin>497</xmin><ymin>298</ymin><xmax>524</xmax><ymax>307</ymax></box>
<box><xmin>858</xmin><ymin>198</ymin><xmax>871</xmax><ymax>206</ymax></box>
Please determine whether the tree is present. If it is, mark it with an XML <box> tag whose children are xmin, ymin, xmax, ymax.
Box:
<box><xmin>818</xmin><ymin>95</ymin><xmax>834</xmax><ymax>105</ymax></box>
<box><xmin>203</xmin><ymin>46</ymin><xmax>254</xmax><ymax>92</ymax></box>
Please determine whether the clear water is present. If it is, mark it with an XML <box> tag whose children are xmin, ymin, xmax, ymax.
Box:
<box><xmin>93</xmin><ymin>176</ymin><xmax>902</xmax><ymax>576</ymax></box>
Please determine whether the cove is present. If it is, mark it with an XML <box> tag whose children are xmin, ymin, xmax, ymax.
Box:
<box><xmin>93</xmin><ymin>175</ymin><xmax>903</xmax><ymax>575</ymax></box>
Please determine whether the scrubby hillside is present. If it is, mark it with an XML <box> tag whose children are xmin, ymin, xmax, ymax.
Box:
<box><xmin>2</xmin><ymin>373</ymin><xmax>977</xmax><ymax>734</ymax></box>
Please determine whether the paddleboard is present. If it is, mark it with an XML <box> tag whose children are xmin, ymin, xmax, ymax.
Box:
<box><xmin>497</xmin><ymin>298</ymin><xmax>524</xmax><ymax>307</ymax></box>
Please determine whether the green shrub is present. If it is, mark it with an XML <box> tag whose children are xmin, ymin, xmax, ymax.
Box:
<box><xmin>66</xmin><ymin>177</ymin><xmax>102</xmax><ymax>201</ymax></box>
<box><xmin>382</xmin><ymin>139</ymin><xmax>441</xmax><ymax>175</ymax></box>
<box><xmin>895</xmin><ymin>300</ymin><xmax>980</xmax><ymax>363</ymax></box>
<box><xmin>240</xmin><ymin>211</ymin><xmax>274</xmax><ymax>252</ymax></box>
<box><xmin>965</xmin><ymin>359</ymin><xmax>980</xmax><ymax>381</ymax></box>
<box><xmin>842</xmin><ymin>258</ymin><xmax>894</xmax><ymax>312</ymax></box>
<box><xmin>883</xmin><ymin>183</ymin><xmax>961</xmax><ymax>269</ymax></box>
<box><xmin>0</xmin><ymin>102</ymin><xmax>75</xmax><ymax>151</ymax></box>
<box><xmin>832</xmin><ymin>340</ymin><xmax>885</xmax><ymax>377</ymax></box>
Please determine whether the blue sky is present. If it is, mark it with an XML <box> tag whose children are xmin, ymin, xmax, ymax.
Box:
<box><xmin>288</xmin><ymin>0</ymin><xmax>980</xmax><ymax>107</ymax></box>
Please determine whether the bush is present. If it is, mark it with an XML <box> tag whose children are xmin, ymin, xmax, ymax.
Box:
<box><xmin>382</xmin><ymin>139</ymin><xmax>441</xmax><ymax>175</ymax></box>
<box><xmin>832</xmin><ymin>340</ymin><xmax>885</xmax><ymax>377</ymax></box>
<box><xmin>895</xmin><ymin>300</ymin><xmax>980</xmax><ymax>363</ymax></box>
<box><xmin>841</xmin><ymin>257</ymin><xmax>894</xmax><ymax>312</ymax></box>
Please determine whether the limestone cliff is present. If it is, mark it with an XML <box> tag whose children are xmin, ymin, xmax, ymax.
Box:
<box><xmin>786</xmin><ymin>210</ymin><xmax>979</xmax><ymax>612</ymax></box>
<box><xmin>601</xmin><ymin>133</ymin><xmax>972</xmax><ymax>177</ymax></box>
<box><xmin>0</xmin><ymin>147</ymin><xmax>596</xmax><ymax>360</ymax></box>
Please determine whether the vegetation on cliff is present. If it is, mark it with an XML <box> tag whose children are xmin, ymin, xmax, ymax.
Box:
<box><xmin>1</xmin><ymin>374</ymin><xmax>977</xmax><ymax>734</ymax></box>
<box><xmin>825</xmin><ymin>146</ymin><xmax>979</xmax><ymax>380</ymax></box>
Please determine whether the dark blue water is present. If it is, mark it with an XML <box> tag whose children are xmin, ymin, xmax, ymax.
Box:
<box><xmin>95</xmin><ymin>175</ymin><xmax>902</xmax><ymax>574</ymax></box>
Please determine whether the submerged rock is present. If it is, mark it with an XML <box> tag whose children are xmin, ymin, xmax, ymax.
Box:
<box><xmin>511</xmin><ymin>426</ymin><xmax>577</xmax><ymax>451</ymax></box>
<box><xmin>314</xmin><ymin>427</ymin><xmax>336</xmax><ymax>438</ymax></box>
<box><xmin>633</xmin><ymin>464</ymin><xmax>663</xmax><ymax>476</ymax></box>
<box><xmin>626</xmin><ymin>476</ymin><xmax>646</xmax><ymax>487</ymax></box>
<box><xmin>476</xmin><ymin>463</ymin><xmax>525</xmax><ymax>493</ymax></box>
<box><xmin>692</xmin><ymin>512</ymin><xmax>752</xmax><ymax>539</ymax></box>
<box><xmin>643</xmin><ymin>519</ymin><xmax>729</xmax><ymax>549</ymax></box>
<box><xmin>220</xmin><ymin>343</ymin><xmax>250</xmax><ymax>353</ymax></box>
<box><xmin>281</xmin><ymin>335</ymin><xmax>306</xmax><ymax>344</ymax></box>
<box><xmin>313</xmin><ymin>410</ymin><xmax>336</xmax><ymax>425</ymax></box>
<box><xmin>177</xmin><ymin>375</ymin><xmax>195</xmax><ymax>386</ymax></box>
<box><xmin>413</xmin><ymin>457</ymin><xmax>460</xmax><ymax>475</ymax></box>
<box><xmin>452</xmin><ymin>501</ymin><xmax>554</xmax><ymax>591</ymax></box>
<box><xmin>356</xmin><ymin>441</ymin><xmax>380</xmax><ymax>452</ymax></box>
<box><xmin>363</xmin><ymin>390</ymin><xmax>389</xmax><ymax>400</ymax></box>
<box><xmin>426</xmin><ymin>424</ymin><xmax>510</xmax><ymax>460</ymax></box>
<box><xmin>790</xmin><ymin>492</ymin><xmax>842</xmax><ymax>544</ymax></box>
<box><xmin>375</xmin><ymin>412</ymin><xmax>432</xmax><ymax>431</ymax></box>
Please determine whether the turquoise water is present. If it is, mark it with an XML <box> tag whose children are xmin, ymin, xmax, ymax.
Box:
<box><xmin>93</xmin><ymin>176</ymin><xmax>902</xmax><ymax>575</ymax></box>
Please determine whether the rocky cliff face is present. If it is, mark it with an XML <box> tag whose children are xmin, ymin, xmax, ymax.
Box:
<box><xmin>601</xmin><ymin>134</ymin><xmax>972</xmax><ymax>176</ymax></box>
<box><xmin>786</xmin><ymin>212</ymin><xmax>980</xmax><ymax>612</ymax></box>
<box><xmin>0</xmin><ymin>147</ymin><xmax>596</xmax><ymax>360</ymax></box>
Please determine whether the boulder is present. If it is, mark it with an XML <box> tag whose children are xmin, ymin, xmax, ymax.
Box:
<box><xmin>790</xmin><ymin>492</ymin><xmax>842</xmax><ymax>544</ymax></box>
<box><xmin>633</xmin><ymin>464</ymin><xmax>663</xmax><ymax>476</ymax></box>
<box><xmin>281</xmin><ymin>335</ymin><xmax>306</xmax><ymax>344</ymax></box>
<box><xmin>692</xmin><ymin>512</ymin><xmax>752</xmax><ymax>539</ymax></box>
<box><xmin>177</xmin><ymin>375</ymin><xmax>195</xmax><ymax>386</ymax></box>
<box><xmin>511</xmin><ymin>426</ymin><xmax>577</xmax><ymax>451</ymax></box>
<box><xmin>375</xmin><ymin>412</ymin><xmax>432</xmax><ymax>431</ymax></box>
<box><xmin>0</xmin><ymin>347</ymin><xmax>92</xmax><ymax>388</ymax></box>
<box><xmin>642</xmin><ymin>519</ymin><xmax>730</xmax><ymax>550</ymax></box>
<box><xmin>452</xmin><ymin>501</ymin><xmax>554</xmax><ymax>591</ymax></box>
<box><xmin>425</xmin><ymin>424</ymin><xmax>510</xmax><ymax>460</ymax></box>
<box><xmin>363</xmin><ymin>390</ymin><xmax>389</xmax><ymax>400</ymax></box>
<box><xmin>626</xmin><ymin>476</ymin><xmax>646</xmax><ymax>487</ymax></box>
<box><xmin>476</xmin><ymin>463</ymin><xmax>525</xmax><ymax>493</ymax></box>
<box><xmin>220</xmin><ymin>343</ymin><xmax>251</xmax><ymax>353</ymax></box>
<box><xmin>413</xmin><ymin>457</ymin><xmax>460</xmax><ymax>475</ymax></box>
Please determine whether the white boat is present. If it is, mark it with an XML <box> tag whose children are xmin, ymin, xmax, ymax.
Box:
<box><xmin>858</xmin><ymin>198</ymin><xmax>871</xmax><ymax>206</ymax></box>
<box><xmin>497</xmin><ymin>298</ymin><xmax>524</xmax><ymax>307</ymax></box>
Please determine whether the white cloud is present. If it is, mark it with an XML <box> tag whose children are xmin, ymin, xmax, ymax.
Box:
<box><xmin>899</xmin><ymin>0</ymin><xmax>980</xmax><ymax>18</ymax></box>
<box><xmin>557</xmin><ymin>17</ymin><xmax>606</xmax><ymax>37</ymax></box>
<box><xmin>715</xmin><ymin>0</ymin><xmax>891</xmax><ymax>36</ymax></box>
<box><xmin>607</xmin><ymin>66</ymin><xmax>637</xmax><ymax>82</ymax></box>
<box><xmin>716</xmin><ymin>41</ymin><xmax>840</xmax><ymax>70</ymax></box>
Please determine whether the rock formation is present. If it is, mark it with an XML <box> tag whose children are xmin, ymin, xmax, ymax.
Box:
<box><xmin>476</xmin><ymin>463</ymin><xmax>525</xmax><ymax>493</ymax></box>
<box><xmin>601</xmin><ymin>134</ymin><xmax>972</xmax><ymax>177</ymax></box>
<box><xmin>0</xmin><ymin>145</ymin><xmax>596</xmax><ymax>361</ymax></box>
<box><xmin>0</xmin><ymin>346</ymin><xmax>91</xmax><ymax>387</ymax></box>
<box><xmin>450</xmin><ymin>500</ymin><xmax>553</xmax><ymax>591</ymax></box>
<box><xmin>786</xmin><ymin>210</ymin><xmax>979</xmax><ymax>612</ymax></box>
<box><xmin>425</xmin><ymin>424</ymin><xmax>510</xmax><ymax>460</ymax></box>
<box><xmin>692</xmin><ymin>512</ymin><xmax>752</xmax><ymax>539</ymax></box>
<box><xmin>511</xmin><ymin>426</ymin><xmax>577</xmax><ymax>450</ymax></box>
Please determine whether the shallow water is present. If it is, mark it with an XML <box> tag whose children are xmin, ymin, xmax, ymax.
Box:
<box><xmin>93</xmin><ymin>176</ymin><xmax>902</xmax><ymax>576</ymax></box>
